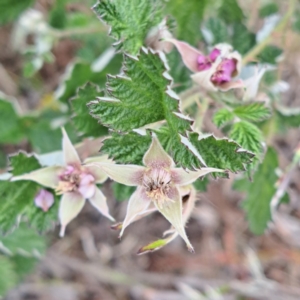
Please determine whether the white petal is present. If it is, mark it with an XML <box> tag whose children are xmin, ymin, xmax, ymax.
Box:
<box><xmin>243</xmin><ymin>68</ymin><xmax>266</xmax><ymax>100</ymax></box>
<box><xmin>143</xmin><ymin>137</ymin><xmax>174</xmax><ymax>168</ymax></box>
<box><xmin>171</xmin><ymin>167</ymin><xmax>224</xmax><ymax>186</ymax></box>
<box><xmin>11</xmin><ymin>166</ymin><xmax>63</xmax><ymax>188</ymax></box>
<box><xmin>89</xmin><ymin>163</ymin><xmax>145</xmax><ymax>186</ymax></box>
<box><xmin>119</xmin><ymin>187</ymin><xmax>151</xmax><ymax>238</ymax></box>
<box><xmin>59</xmin><ymin>192</ymin><xmax>85</xmax><ymax>237</ymax></box>
<box><xmin>154</xmin><ymin>186</ymin><xmax>194</xmax><ymax>252</ymax></box>
<box><xmin>219</xmin><ymin>79</ymin><xmax>244</xmax><ymax>91</ymax></box>
<box><xmin>85</xmin><ymin>165</ymin><xmax>108</xmax><ymax>184</ymax></box>
<box><xmin>166</xmin><ymin>39</ymin><xmax>203</xmax><ymax>72</ymax></box>
<box><xmin>61</xmin><ymin>127</ymin><xmax>81</xmax><ymax>165</ymax></box>
<box><xmin>88</xmin><ymin>187</ymin><xmax>115</xmax><ymax>222</ymax></box>
<box><xmin>191</xmin><ymin>69</ymin><xmax>217</xmax><ymax>91</ymax></box>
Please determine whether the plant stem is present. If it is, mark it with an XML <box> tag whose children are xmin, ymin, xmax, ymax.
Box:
<box><xmin>242</xmin><ymin>0</ymin><xmax>296</xmax><ymax>65</ymax></box>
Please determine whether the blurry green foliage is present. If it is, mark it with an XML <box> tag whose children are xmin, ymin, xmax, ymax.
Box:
<box><xmin>218</xmin><ymin>0</ymin><xmax>244</xmax><ymax>24</ymax></box>
<box><xmin>259</xmin><ymin>3</ymin><xmax>279</xmax><ymax>17</ymax></box>
<box><xmin>257</xmin><ymin>45</ymin><xmax>283</xmax><ymax>64</ymax></box>
<box><xmin>112</xmin><ymin>182</ymin><xmax>135</xmax><ymax>202</ymax></box>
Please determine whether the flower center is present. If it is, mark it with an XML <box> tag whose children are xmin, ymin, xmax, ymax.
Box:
<box><xmin>55</xmin><ymin>165</ymin><xmax>95</xmax><ymax>198</ymax></box>
<box><xmin>211</xmin><ymin>58</ymin><xmax>237</xmax><ymax>85</ymax></box>
<box><xmin>143</xmin><ymin>168</ymin><xmax>172</xmax><ymax>208</ymax></box>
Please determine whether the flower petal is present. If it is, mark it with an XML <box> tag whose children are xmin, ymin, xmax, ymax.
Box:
<box><xmin>34</xmin><ymin>189</ymin><xmax>54</xmax><ymax>212</ymax></box>
<box><xmin>171</xmin><ymin>167</ymin><xmax>224</xmax><ymax>186</ymax></box>
<box><xmin>219</xmin><ymin>79</ymin><xmax>244</xmax><ymax>91</ymax></box>
<box><xmin>143</xmin><ymin>137</ymin><xmax>174</xmax><ymax>168</ymax></box>
<box><xmin>88</xmin><ymin>186</ymin><xmax>115</xmax><ymax>222</ymax></box>
<box><xmin>85</xmin><ymin>165</ymin><xmax>108</xmax><ymax>184</ymax></box>
<box><xmin>243</xmin><ymin>67</ymin><xmax>266</xmax><ymax>100</ymax></box>
<box><xmin>88</xmin><ymin>163</ymin><xmax>145</xmax><ymax>186</ymax></box>
<box><xmin>78</xmin><ymin>174</ymin><xmax>96</xmax><ymax>199</ymax></box>
<box><xmin>119</xmin><ymin>187</ymin><xmax>151</xmax><ymax>238</ymax></box>
<box><xmin>166</xmin><ymin>39</ymin><xmax>203</xmax><ymax>72</ymax></box>
<box><xmin>11</xmin><ymin>166</ymin><xmax>63</xmax><ymax>188</ymax></box>
<box><xmin>61</xmin><ymin>127</ymin><xmax>81</xmax><ymax>165</ymax></box>
<box><xmin>59</xmin><ymin>192</ymin><xmax>85</xmax><ymax>237</ymax></box>
<box><xmin>191</xmin><ymin>69</ymin><xmax>217</xmax><ymax>91</ymax></box>
<box><xmin>154</xmin><ymin>186</ymin><xmax>194</xmax><ymax>252</ymax></box>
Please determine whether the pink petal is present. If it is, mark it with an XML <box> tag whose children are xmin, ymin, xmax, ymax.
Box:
<box><xmin>154</xmin><ymin>186</ymin><xmax>194</xmax><ymax>252</ymax></box>
<box><xmin>88</xmin><ymin>187</ymin><xmax>115</xmax><ymax>222</ymax></box>
<box><xmin>167</xmin><ymin>39</ymin><xmax>203</xmax><ymax>72</ymax></box>
<box><xmin>85</xmin><ymin>165</ymin><xmax>107</xmax><ymax>184</ymax></box>
<box><xmin>34</xmin><ymin>189</ymin><xmax>54</xmax><ymax>212</ymax></box>
<box><xmin>119</xmin><ymin>187</ymin><xmax>151</xmax><ymax>238</ymax></box>
<box><xmin>59</xmin><ymin>192</ymin><xmax>85</xmax><ymax>237</ymax></box>
<box><xmin>61</xmin><ymin>127</ymin><xmax>81</xmax><ymax>166</ymax></box>
<box><xmin>78</xmin><ymin>174</ymin><xmax>96</xmax><ymax>199</ymax></box>
<box><xmin>11</xmin><ymin>166</ymin><xmax>63</xmax><ymax>189</ymax></box>
<box><xmin>89</xmin><ymin>163</ymin><xmax>145</xmax><ymax>186</ymax></box>
<box><xmin>143</xmin><ymin>137</ymin><xmax>174</xmax><ymax>168</ymax></box>
<box><xmin>209</xmin><ymin>48</ymin><xmax>221</xmax><ymax>62</ymax></box>
<box><xmin>171</xmin><ymin>167</ymin><xmax>224</xmax><ymax>186</ymax></box>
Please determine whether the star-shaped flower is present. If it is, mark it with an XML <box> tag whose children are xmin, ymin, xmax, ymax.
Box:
<box><xmin>12</xmin><ymin>128</ymin><xmax>114</xmax><ymax>236</ymax></box>
<box><xmin>89</xmin><ymin>137</ymin><xmax>223</xmax><ymax>252</ymax></box>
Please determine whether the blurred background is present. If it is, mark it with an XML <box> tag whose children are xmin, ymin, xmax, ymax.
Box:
<box><xmin>1</xmin><ymin>0</ymin><xmax>300</xmax><ymax>299</ymax></box>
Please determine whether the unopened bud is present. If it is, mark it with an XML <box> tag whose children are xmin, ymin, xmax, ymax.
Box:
<box><xmin>34</xmin><ymin>189</ymin><xmax>54</xmax><ymax>212</ymax></box>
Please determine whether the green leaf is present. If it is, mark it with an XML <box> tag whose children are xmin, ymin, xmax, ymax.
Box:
<box><xmin>276</xmin><ymin>106</ymin><xmax>300</xmax><ymax>128</ymax></box>
<box><xmin>0</xmin><ymin>255</ymin><xmax>18</xmax><ymax>297</ymax></box>
<box><xmin>91</xmin><ymin>49</ymin><xmax>253</xmax><ymax>174</ymax></box>
<box><xmin>230</xmin><ymin>121</ymin><xmax>263</xmax><ymax>156</ymax></box>
<box><xmin>10</xmin><ymin>255</ymin><xmax>39</xmax><ymax>281</ymax></box>
<box><xmin>0</xmin><ymin>153</ymin><xmax>58</xmax><ymax>233</ymax></box>
<box><xmin>232</xmin><ymin>23</ymin><xmax>256</xmax><ymax>55</ymax></box>
<box><xmin>93</xmin><ymin>0</ymin><xmax>163</xmax><ymax>54</ymax></box>
<box><xmin>71</xmin><ymin>83</ymin><xmax>108</xmax><ymax>137</ymax></box>
<box><xmin>49</xmin><ymin>0</ymin><xmax>67</xmax><ymax>29</ymax></box>
<box><xmin>101</xmin><ymin>132</ymin><xmax>151</xmax><ymax>165</ymax></box>
<box><xmin>193</xmin><ymin>177</ymin><xmax>208</xmax><ymax>192</ymax></box>
<box><xmin>0</xmin><ymin>98</ymin><xmax>25</xmax><ymax>144</ymax></box>
<box><xmin>218</xmin><ymin>0</ymin><xmax>244</xmax><ymax>24</ymax></box>
<box><xmin>233</xmin><ymin>102</ymin><xmax>271</xmax><ymax>122</ymax></box>
<box><xmin>165</xmin><ymin>0</ymin><xmax>208</xmax><ymax>45</ymax></box>
<box><xmin>0</xmin><ymin>0</ymin><xmax>34</xmax><ymax>25</ymax></box>
<box><xmin>257</xmin><ymin>45</ymin><xmax>283</xmax><ymax>64</ymax></box>
<box><xmin>112</xmin><ymin>182</ymin><xmax>135</xmax><ymax>202</ymax></box>
<box><xmin>58</xmin><ymin>59</ymin><xmax>121</xmax><ymax>104</ymax></box>
<box><xmin>189</xmin><ymin>133</ymin><xmax>254</xmax><ymax>174</ymax></box>
<box><xmin>0</xmin><ymin>223</ymin><xmax>46</xmax><ymax>255</ymax></box>
<box><xmin>213</xmin><ymin>108</ymin><xmax>234</xmax><ymax>128</ymax></box>
<box><xmin>259</xmin><ymin>3</ymin><xmax>278</xmax><ymax>18</ymax></box>
<box><xmin>242</xmin><ymin>147</ymin><xmax>278</xmax><ymax>234</ymax></box>
<box><xmin>203</xmin><ymin>18</ymin><xmax>229</xmax><ymax>44</ymax></box>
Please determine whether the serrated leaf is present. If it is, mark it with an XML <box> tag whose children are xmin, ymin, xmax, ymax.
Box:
<box><xmin>0</xmin><ymin>0</ymin><xmax>34</xmax><ymax>25</ymax></box>
<box><xmin>0</xmin><ymin>223</ymin><xmax>46</xmax><ymax>255</ymax></box>
<box><xmin>203</xmin><ymin>18</ymin><xmax>229</xmax><ymax>45</ymax></box>
<box><xmin>257</xmin><ymin>45</ymin><xmax>283</xmax><ymax>64</ymax></box>
<box><xmin>230</xmin><ymin>121</ymin><xmax>263</xmax><ymax>155</ymax></box>
<box><xmin>0</xmin><ymin>153</ymin><xmax>58</xmax><ymax>233</ymax></box>
<box><xmin>71</xmin><ymin>83</ymin><xmax>108</xmax><ymax>137</ymax></box>
<box><xmin>218</xmin><ymin>0</ymin><xmax>244</xmax><ymax>24</ymax></box>
<box><xmin>276</xmin><ymin>106</ymin><xmax>300</xmax><ymax>128</ymax></box>
<box><xmin>189</xmin><ymin>133</ymin><xmax>254</xmax><ymax>174</ymax></box>
<box><xmin>165</xmin><ymin>0</ymin><xmax>208</xmax><ymax>45</ymax></box>
<box><xmin>0</xmin><ymin>98</ymin><xmax>25</xmax><ymax>144</ymax></box>
<box><xmin>0</xmin><ymin>255</ymin><xmax>18</xmax><ymax>296</ymax></box>
<box><xmin>101</xmin><ymin>132</ymin><xmax>152</xmax><ymax>165</ymax></box>
<box><xmin>93</xmin><ymin>0</ymin><xmax>163</xmax><ymax>54</ymax></box>
<box><xmin>232</xmin><ymin>23</ymin><xmax>256</xmax><ymax>55</ymax></box>
<box><xmin>213</xmin><ymin>108</ymin><xmax>234</xmax><ymax>128</ymax></box>
<box><xmin>58</xmin><ymin>59</ymin><xmax>121</xmax><ymax>103</ymax></box>
<box><xmin>242</xmin><ymin>147</ymin><xmax>278</xmax><ymax>234</ymax></box>
<box><xmin>233</xmin><ymin>102</ymin><xmax>271</xmax><ymax>122</ymax></box>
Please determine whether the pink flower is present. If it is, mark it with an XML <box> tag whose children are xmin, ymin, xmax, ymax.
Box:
<box><xmin>34</xmin><ymin>189</ymin><xmax>54</xmax><ymax>212</ymax></box>
<box><xmin>89</xmin><ymin>137</ymin><xmax>223</xmax><ymax>252</ymax></box>
<box><xmin>167</xmin><ymin>39</ymin><xmax>243</xmax><ymax>91</ymax></box>
<box><xmin>12</xmin><ymin>128</ymin><xmax>114</xmax><ymax>237</ymax></box>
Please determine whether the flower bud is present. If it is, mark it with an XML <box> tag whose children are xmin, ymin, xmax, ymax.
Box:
<box><xmin>34</xmin><ymin>189</ymin><xmax>54</xmax><ymax>212</ymax></box>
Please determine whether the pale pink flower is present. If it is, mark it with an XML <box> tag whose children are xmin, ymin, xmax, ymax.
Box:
<box><xmin>12</xmin><ymin>128</ymin><xmax>114</xmax><ymax>237</ymax></box>
<box><xmin>89</xmin><ymin>137</ymin><xmax>223</xmax><ymax>252</ymax></box>
<box><xmin>167</xmin><ymin>39</ymin><xmax>243</xmax><ymax>91</ymax></box>
<box><xmin>34</xmin><ymin>189</ymin><xmax>54</xmax><ymax>212</ymax></box>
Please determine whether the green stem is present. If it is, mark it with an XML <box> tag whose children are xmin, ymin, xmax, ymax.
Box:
<box><xmin>242</xmin><ymin>0</ymin><xmax>296</xmax><ymax>65</ymax></box>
